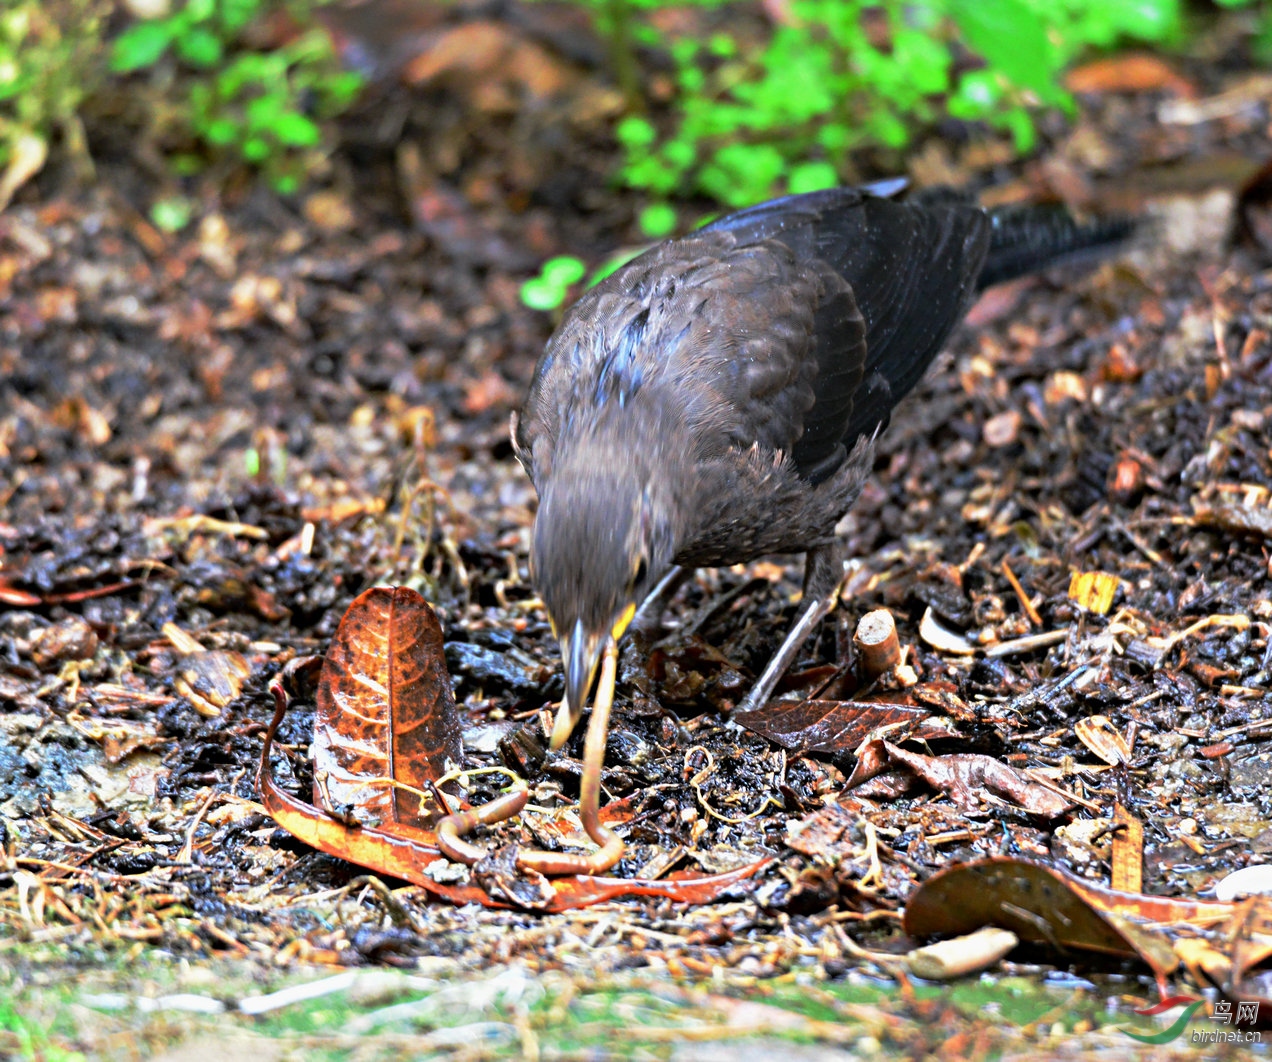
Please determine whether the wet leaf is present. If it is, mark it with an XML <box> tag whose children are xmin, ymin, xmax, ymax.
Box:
<box><xmin>846</xmin><ymin>741</ymin><xmax>1073</xmax><ymax>817</ymax></box>
<box><xmin>735</xmin><ymin>700</ymin><xmax>960</xmax><ymax>758</ymax></box>
<box><xmin>311</xmin><ymin>586</ymin><xmax>463</xmax><ymax>826</ymax></box>
<box><xmin>904</xmin><ymin>857</ymin><xmax>1234</xmax><ymax>979</ymax></box>
<box><xmin>260</xmin><ymin>730</ymin><xmax>771</xmax><ymax>911</ymax></box>
<box><xmin>258</xmin><ymin>592</ymin><xmax>772</xmax><ymax>910</ymax></box>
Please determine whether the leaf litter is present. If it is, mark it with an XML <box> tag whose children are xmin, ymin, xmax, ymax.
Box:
<box><xmin>1</xmin><ymin>9</ymin><xmax>1272</xmax><ymax>1055</ymax></box>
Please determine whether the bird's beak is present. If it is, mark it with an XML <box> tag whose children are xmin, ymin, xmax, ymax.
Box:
<box><xmin>550</xmin><ymin>602</ymin><xmax>637</xmax><ymax>752</ymax></box>
<box><xmin>551</xmin><ymin>619</ymin><xmax>603</xmax><ymax>751</ymax></box>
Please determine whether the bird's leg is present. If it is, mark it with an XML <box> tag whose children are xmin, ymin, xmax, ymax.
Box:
<box><xmin>631</xmin><ymin>564</ymin><xmax>689</xmax><ymax>637</ymax></box>
<box><xmin>734</xmin><ymin>545</ymin><xmax>850</xmax><ymax>715</ymax></box>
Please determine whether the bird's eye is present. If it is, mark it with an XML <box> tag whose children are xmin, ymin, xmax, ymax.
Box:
<box><xmin>633</xmin><ymin>557</ymin><xmax>648</xmax><ymax>588</ymax></box>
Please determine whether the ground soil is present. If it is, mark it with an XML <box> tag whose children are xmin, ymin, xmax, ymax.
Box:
<box><xmin>2</xmin><ymin>8</ymin><xmax>1271</xmax><ymax>1058</ymax></box>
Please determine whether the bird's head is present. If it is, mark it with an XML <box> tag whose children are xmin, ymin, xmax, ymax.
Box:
<box><xmin>531</xmin><ymin>457</ymin><xmax>674</xmax><ymax>751</ymax></box>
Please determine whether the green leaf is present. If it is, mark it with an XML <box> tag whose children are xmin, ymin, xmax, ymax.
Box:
<box><xmin>637</xmin><ymin>203</ymin><xmax>677</xmax><ymax>239</ymax></box>
<box><xmin>520</xmin><ymin>278</ymin><xmax>564</xmax><ymax>312</ymax></box>
<box><xmin>787</xmin><ymin>160</ymin><xmax>838</xmax><ymax>195</ymax></box>
<box><xmin>220</xmin><ymin>0</ymin><xmax>262</xmax><ymax>33</ymax></box>
<box><xmin>541</xmin><ymin>256</ymin><xmax>587</xmax><ymax>287</ymax></box>
<box><xmin>242</xmin><ymin>135</ymin><xmax>270</xmax><ymax>162</ymax></box>
<box><xmin>949</xmin><ymin>69</ymin><xmax>1001</xmax><ymax>119</ymax></box>
<box><xmin>322</xmin><ymin>71</ymin><xmax>364</xmax><ymax>109</ymax></box>
<box><xmin>949</xmin><ymin>0</ymin><xmax>1059</xmax><ymax>97</ymax></box>
<box><xmin>1105</xmin><ymin>0</ymin><xmax>1180</xmax><ymax>41</ymax></box>
<box><xmin>175</xmin><ymin>26</ymin><xmax>223</xmax><ymax>68</ymax></box>
<box><xmin>708</xmin><ymin>33</ymin><xmax>735</xmax><ymax>58</ymax></box>
<box><xmin>186</xmin><ymin>0</ymin><xmax>216</xmax><ymax>23</ymax></box>
<box><xmin>110</xmin><ymin>21</ymin><xmax>175</xmax><ymax>73</ymax></box>
<box><xmin>150</xmin><ymin>196</ymin><xmax>193</xmax><ymax>233</ymax></box>
<box><xmin>271</xmin><ymin>111</ymin><xmax>321</xmax><ymax>147</ymax></box>
<box><xmin>1000</xmin><ymin>105</ymin><xmax>1037</xmax><ymax>153</ymax></box>
<box><xmin>202</xmin><ymin>116</ymin><xmax>239</xmax><ymax>146</ymax></box>
<box><xmin>616</xmin><ymin>115</ymin><xmax>657</xmax><ymax>149</ymax></box>
<box><xmin>245</xmin><ymin>91</ymin><xmax>284</xmax><ymax>130</ymax></box>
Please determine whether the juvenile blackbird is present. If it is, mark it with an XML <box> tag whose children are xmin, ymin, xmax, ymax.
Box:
<box><xmin>513</xmin><ymin>181</ymin><xmax>1130</xmax><ymax>865</ymax></box>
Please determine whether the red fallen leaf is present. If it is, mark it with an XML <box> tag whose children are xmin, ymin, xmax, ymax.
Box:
<box><xmin>734</xmin><ymin>700</ymin><xmax>960</xmax><ymax>757</ymax></box>
<box><xmin>259</xmin><ymin>589</ymin><xmax>772</xmax><ymax>910</ymax></box>
<box><xmin>845</xmin><ymin>740</ymin><xmax>1073</xmax><ymax>818</ymax></box>
<box><xmin>312</xmin><ymin>586</ymin><xmax>463</xmax><ymax>827</ymax></box>
<box><xmin>1064</xmin><ymin>53</ymin><xmax>1198</xmax><ymax>98</ymax></box>
<box><xmin>0</xmin><ymin>582</ymin><xmax>41</xmax><ymax>606</ymax></box>
<box><xmin>904</xmin><ymin>857</ymin><xmax>1234</xmax><ymax>983</ymax></box>
<box><xmin>0</xmin><ymin>580</ymin><xmax>135</xmax><ymax>606</ymax></box>
<box><xmin>260</xmin><ymin>719</ymin><xmax>771</xmax><ymax>911</ymax></box>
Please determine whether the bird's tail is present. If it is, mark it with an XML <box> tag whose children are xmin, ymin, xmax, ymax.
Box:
<box><xmin>976</xmin><ymin>205</ymin><xmax>1138</xmax><ymax>290</ymax></box>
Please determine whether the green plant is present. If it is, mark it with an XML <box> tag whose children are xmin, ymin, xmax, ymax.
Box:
<box><xmin>606</xmin><ymin>0</ymin><xmax>1189</xmax><ymax>209</ymax></box>
<box><xmin>1215</xmin><ymin>0</ymin><xmax>1272</xmax><ymax>61</ymax></box>
<box><xmin>521</xmin><ymin>255</ymin><xmax>588</xmax><ymax>311</ymax></box>
<box><xmin>0</xmin><ymin>0</ymin><xmax>106</xmax><ymax>208</ymax></box>
<box><xmin>0</xmin><ymin>996</ymin><xmax>86</xmax><ymax>1062</ymax></box>
<box><xmin>111</xmin><ymin>0</ymin><xmax>362</xmax><ymax>193</ymax></box>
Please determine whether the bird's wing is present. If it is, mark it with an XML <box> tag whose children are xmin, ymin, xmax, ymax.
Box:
<box><xmin>516</xmin><ymin>228</ymin><xmax>833</xmax><ymax>481</ymax></box>
<box><xmin>686</xmin><ymin>187</ymin><xmax>992</xmax><ymax>481</ymax></box>
<box><xmin>518</xmin><ymin>187</ymin><xmax>991</xmax><ymax>487</ymax></box>
<box><xmin>779</xmin><ymin>193</ymin><xmax>991</xmax><ymax>481</ymax></box>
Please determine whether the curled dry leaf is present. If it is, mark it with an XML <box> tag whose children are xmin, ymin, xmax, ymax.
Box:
<box><xmin>846</xmin><ymin>740</ymin><xmax>1074</xmax><ymax>818</ymax></box>
<box><xmin>904</xmin><ymin>857</ymin><xmax>1236</xmax><ymax>982</ymax></box>
<box><xmin>1075</xmin><ymin>714</ymin><xmax>1131</xmax><ymax>766</ymax></box>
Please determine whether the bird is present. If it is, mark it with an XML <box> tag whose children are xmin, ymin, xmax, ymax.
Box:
<box><xmin>512</xmin><ymin>180</ymin><xmax>1132</xmax><ymax>871</ymax></box>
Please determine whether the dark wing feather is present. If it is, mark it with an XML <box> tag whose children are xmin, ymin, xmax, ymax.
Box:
<box><xmin>519</xmin><ymin>225</ymin><xmax>838</xmax><ymax>483</ymax></box>
<box><xmin>778</xmin><ymin>195</ymin><xmax>991</xmax><ymax>479</ymax></box>
<box><xmin>519</xmin><ymin>185</ymin><xmax>990</xmax><ymax>490</ymax></box>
